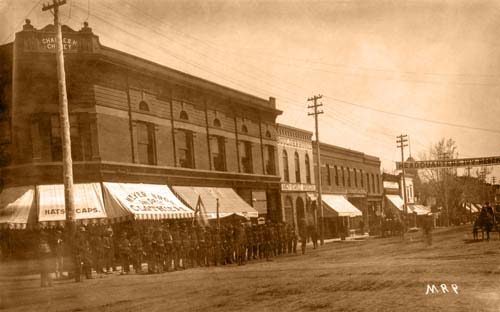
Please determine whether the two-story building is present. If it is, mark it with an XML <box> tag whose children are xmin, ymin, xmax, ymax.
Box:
<box><xmin>313</xmin><ymin>142</ymin><xmax>383</xmax><ymax>238</ymax></box>
<box><xmin>0</xmin><ymin>21</ymin><xmax>282</xmax><ymax>227</ymax></box>
<box><xmin>276</xmin><ymin>124</ymin><xmax>316</xmax><ymax>229</ymax></box>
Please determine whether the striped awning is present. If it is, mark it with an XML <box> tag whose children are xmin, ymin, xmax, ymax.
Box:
<box><xmin>103</xmin><ymin>182</ymin><xmax>194</xmax><ymax>220</ymax></box>
<box><xmin>0</xmin><ymin>186</ymin><xmax>36</xmax><ymax>229</ymax></box>
<box><xmin>172</xmin><ymin>186</ymin><xmax>259</xmax><ymax>219</ymax></box>
<box><xmin>38</xmin><ymin>183</ymin><xmax>107</xmax><ymax>227</ymax></box>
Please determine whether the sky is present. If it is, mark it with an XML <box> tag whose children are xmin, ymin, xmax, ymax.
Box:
<box><xmin>1</xmin><ymin>0</ymin><xmax>499</xmax><ymax>179</ymax></box>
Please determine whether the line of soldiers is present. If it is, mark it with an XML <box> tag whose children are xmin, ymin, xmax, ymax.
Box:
<box><xmin>67</xmin><ymin>221</ymin><xmax>304</xmax><ymax>280</ymax></box>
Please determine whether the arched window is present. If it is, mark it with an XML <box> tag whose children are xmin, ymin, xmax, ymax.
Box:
<box><xmin>326</xmin><ymin>164</ymin><xmax>331</xmax><ymax>186</ymax></box>
<box><xmin>265</xmin><ymin>130</ymin><xmax>271</xmax><ymax>138</ymax></box>
<box><xmin>334</xmin><ymin>165</ymin><xmax>339</xmax><ymax>186</ymax></box>
<box><xmin>305</xmin><ymin>154</ymin><xmax>311</xmax><ymax>184</ymax></box>
<box><xmin>294</xmin><ymin>152</ymin><xmax>301</xmax><ymax>183</ymax></box>
<box><xmin>282</xmin><ymin>150</ymin><xmax>289</xmax><ymax>182</ymax></box>
<box><xmin>213</xmin><ymin>118</ymin><xmax>221</xmax><ymax>127</ymax></box>
<box><xmin>241</xmin><ymin>124</ymin><xmax>248</xmax><ymax>133</ymax></box>
<box><xmin>139</xmin><ymin>100</ymin><xmax>149</xmax><ymax>111</ymax></box>
<box><xmin>179</xmin><ymin>110</ymin><xmax>189</xmax><ymax>120</ymax></box>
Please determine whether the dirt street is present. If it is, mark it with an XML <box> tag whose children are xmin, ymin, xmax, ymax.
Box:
<box><xmin>1</xmin><ymin>225</ymin><xmax>499</xmax><ymax>312</ymax></box>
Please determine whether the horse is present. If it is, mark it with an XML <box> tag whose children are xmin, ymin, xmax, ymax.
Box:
<box><xmin>473</xmin><ymin>209</ymin><xmax>494</xmax><ymax>241</ymax></box>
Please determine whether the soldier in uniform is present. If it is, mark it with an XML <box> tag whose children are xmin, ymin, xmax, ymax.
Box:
<box><xmin>74</xmin><ymin>226</ymin><xmax>92</xmax><ymax>282</ymax></box>
<box><xmin>90</xmin><ymin>227</ymin><xmax>105</xmax><ymax>278</ymax></box>
<box><xmin>171</xmin><ymin>223</ymin><xmax>181</xmax><ymax>270</ymax></box>
<box><xmin>163</xmin><ymin>224</ymin><xmax>174</xmax><ymax>272</ymax></box>
<box><xmin>196</xmin><ymin>226</ymin><xmax>207</xmax><ymax>267</ymax></box>
<box><xmin>118</xmin><ymin>231</ymin><xmax>132</xmax><ymax>275</ymax></box>
<box><xmin>130</xmin><ymin>231</ymin><xmax>143</xmax><ymax>273</ymax></box>
<box><xmin>152</xmin><ymin>227</ymin><xmax>164</xmax><ymax>273</ymax></box>
<box><xmin>54</xmin><ymin>229</ymin><xmax>65</xmax><ymax>279</ymax></box>
<box><xmin>212</xmin><ymin>226</ymin><xmax>221</xmax><ymax>266</ymax></box>
<box><xmin>102</xmin><ymin>227</ymin><xmax>115</xmax><ymax>274</ymax></box>
<box><xmin>299</xmin><ymin>221</ymin><xmax>308</xmax><ymax>255</ymax></box>
<box><xmin>142</xmin><ymin>227</ymin><xmax>154</xmax><ymax>274</ymax></box>
<box><xmin>179</xmin><ymin>224</ymin><xmax>189</xmax><ymax>269</ymax></box>
<box><xmin>38</xmin><ymin>230</ymin><xmax>53</xmax><ymax>287</ymax></box>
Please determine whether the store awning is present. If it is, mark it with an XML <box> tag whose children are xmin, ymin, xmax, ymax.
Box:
<box><xmin>409</xmin><ymin>204</ymin><xmax>431</xmax><ymax>215</ymax></box>
<box><xmin>465</xmin><ymin>204</ymin><xmax>479</xmax><ymax>213</ymax></box>
<box><xmin>385</xmin><ymin>194</ymin><xmax>404</xmax><ymax>212</ymax></box>
<box><xmin>103</xmin><ymin>182</ymin><xmax>194</xmax><ymax>220</ymax></box>
<box><xmin>0</xmin><ymin>186</ymin><xmax>36</xmax><ymax>229</ymax></box>
<box><xmin>38</xmin><ymin>183</ymin><xmax>107</xmax><ymax>226</ymax></box>
<box><xmin>172</xmin><ymin>186</ymin><xmax>259</xmax><ymax>219</ymax></box>
<box><xmin>322</xmin><ymin>194</ymin><xmax>362</xmax><ymax>217</ymax></box>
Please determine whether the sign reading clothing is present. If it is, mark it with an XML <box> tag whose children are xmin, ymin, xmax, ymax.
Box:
<box><xmin>38</xmin><ymin>183</ymin><xmax>107</xmax><ymax>222</ymax></box>
<box><xmin>103</xmin><ymin>183</ymin><xmax>194</xmax><ymax>220</ymax></box>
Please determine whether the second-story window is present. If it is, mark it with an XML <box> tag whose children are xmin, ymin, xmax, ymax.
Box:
<box><xmin>50</xmin><ymin>114</ymin><xmax>91</xmax><ymax>162</ymax></box>
<box><xmin>239</xmin><ymin>140</ymin><xmax>253</xmax><ymax>173</ymax></box>
<box><xmin>294</xmin><ymin>152</ymin><xmax>301</xmax><ymax>183</ymax></box>
<box><xmin>176</xmin><ymin>129</ymin><xmax>194</xmax><ymax>168</ymax></box>
<box><xmin>282</xmin><ymin>150</ymin><xmax>289</xmax><ymax>182</ymax></box>
<box><xmin>360</xmin><ymin>169</ymin><xmax>364</xmax><ymax>188</ymax></box>
<box><xmin>264</xmin><ymin>144</ymin><xmax>276</xmax><ymax>175</ymax></box>
<box><xmin>376</xmin><ymin>174</ymin><xmax>380</xmax><ymax>193</ymax></box>
<box><xmin>305</xmin><ymin>154</ymin><xmax>311</xmax><ymax>183</ymax></box>
<box><xmin>326</xmin><ymin>164</ymin><xmax>331</xmax><ymax>186</ymax></box>
<box><xmin>366</xmin><ymin>173</ymin><xmax>370</xmax><ymax>192</ymax></box>
<box><xmin>210</xmin><ymin>135</ymin><xmax>226</xmax><ymax>171</ymax></box>
<box><xmin>354</xmin><ymin>168</ymin><xmax>358</xmax><ymax>187</ymax></box>
<box><xmin>371</xmin><ymin>173</ymin><xmax>375</xmax><ymax>193</ymax></box>
<box><xmin>334</xmin><ymin>165</ymin><xmax>339</xmax><ymax>186</ymax></box>
<box><xmin>137</xmin><ymin>121</ymin><xmax>156</xmax><ymax>165</ymax></box>
<box><xmin>347</xmin><ymin>167</ymin><xmax>351</xmax><ymax>187</ymax></box>
<box><xmin>341</xmin><ymin>166</ymin><xmax>345</xmax><ymax>187</ymax></box>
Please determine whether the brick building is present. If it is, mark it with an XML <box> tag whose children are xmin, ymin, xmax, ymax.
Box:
<box><xmin>276</xmin><ymin>124</ymin><xmax>316</xmax><ymax>230</ymax></box>
<box><xmin>0</xmin><ymin>21</ymin><xmax>282</xmax><ymax>224</ymax></box>
<box><xmin>313</xmin><ymin>142</ymin><xmax>382</xmax><ymax>237</ymax></box>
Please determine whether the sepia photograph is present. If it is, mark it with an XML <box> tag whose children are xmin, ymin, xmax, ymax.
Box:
<box><xmin>0</xmin><ymin>0</ymin><xmax>499</xmax><ymax>311</ymax></box>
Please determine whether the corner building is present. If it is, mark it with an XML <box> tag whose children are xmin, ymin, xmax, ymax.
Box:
<box><xmin>0</xmin><ymin>21</ymin><xmax>282</xmax><ymax>221</ymax></box>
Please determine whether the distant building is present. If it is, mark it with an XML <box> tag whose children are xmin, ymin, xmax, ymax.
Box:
<box><xmin>313</xmin><ymin>142</ymin><xmax>382</xmax><ymax>238</ymax></box>
<box><xmin>276</xmin><ymin>124</ymin><xmax>316</xmax><ymax>230</ymax></box>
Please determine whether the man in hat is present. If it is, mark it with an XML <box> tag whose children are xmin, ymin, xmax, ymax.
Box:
<box><xmin>130</xmin><ymin>231</ymin><xmax>143</xmax><ymax>274</ymax></box>
<box><xmin>38</xmin><ymin>230</ymin><xmax>53</xmax><ymax>287</ymax></box>
<box><xmin>74</xmin><ymin>226</ymin><xmax>92</xmax><ymax>282</ymax></box>
<box><xmin>102</xmin><ymin>227</ymin><xmax>115</xmax><ymax>274</ymax></box>
<box><xmin>54</xmin><ymin>229</ymin><xmax>65</xmax><ymax>279</ymax></box>
<box><xmin>118</xmin><ymin>232</ymin><xmax>132</xmax><ymax>275</ymax></box>
<box><xmin>163</xmin><ymin>224</ymin><xmax>174</xmax><ymax>272</ymax></box>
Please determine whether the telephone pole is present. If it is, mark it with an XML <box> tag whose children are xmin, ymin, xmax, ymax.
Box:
<box><xmin>42</xmin><ymin>1</ymin><xmax>76</xmax><ymax>234</ymax></box>
<box><xmin>396</xmin><ymin>134</ymin><xmax>408</xmax><ymax>234</ymax></box>
<box><xmin>308</xmin><ymin>95</ymin><xmax>324</xmax><ymax>245</ymax></box>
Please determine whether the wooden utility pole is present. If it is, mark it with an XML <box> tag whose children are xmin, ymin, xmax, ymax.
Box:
<box><xmin>438</xmin><ymin>151</ymin><xmax>450</xmax><ymax>227</ymax></box>
<box><xmin>42</xmin><ymin>1</ymin><xmax>76</xmax><ymax>234</ymax></box>
<box><xmin>396</xmin><ymin>134</ymin><xmax>408</xmax><ymax>235</ymax></box>
<box><xmin>308</xmin><ymin>95</ymin><xmax>324</xmax><ymax>245</ymax></box>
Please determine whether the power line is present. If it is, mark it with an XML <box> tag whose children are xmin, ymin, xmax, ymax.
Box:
<box><xmin>1</xmin><ymin>0</ymin><xmax>44</xmax><ymax>44</ymax></box>
<box><xmin>324</xmin><ymin>95</ymin><xmax>500</xmax><ymax>134</ymax></box>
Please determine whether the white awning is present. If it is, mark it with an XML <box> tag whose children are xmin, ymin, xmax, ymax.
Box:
<box><xmin>386</xmin><ymin>195</ymin><xmax>404</xmax><ymax>212</ymax></box>
<box><xmin>102</xmin><ymin>182</ymin><xmax>194</xmax><ymax>220</ymax></box>
<box><xmin>465</xmin><ymin>203</ymin><xmax>480</xmax><ymax>213</ymax></box>
<box><xmin>307</xmin><ymin>192</ymin><xmax>318</xmax><ymax>201</ymax></box>
<box><xmin>38</xmin><ymin>183</ymin><xmax>107</xmax><ymax>225</ymax></box>
<box><xmin>322</xmin><ymin>194</ymin><xmax>362</xmax><ymax>217</ymax></box>
<box><xmin>409</xmin><ymin>204</ymin><xmax>431</xmax><ymax>215</ymax></box>
<box><xmin>0</xmin><ymin>186</ymin><xmax>36</xmax><ymax>229</ymax></box>
<box><xmin>172</xmin><ymin>186</ymin><xmax>259</xmax><ymax>219</ymax></box>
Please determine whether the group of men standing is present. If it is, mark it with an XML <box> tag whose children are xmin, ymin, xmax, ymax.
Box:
<box><xmin>39</xmin><ymin>220</ymin><xmax>315</xmax><ymax>284</ymax></box>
